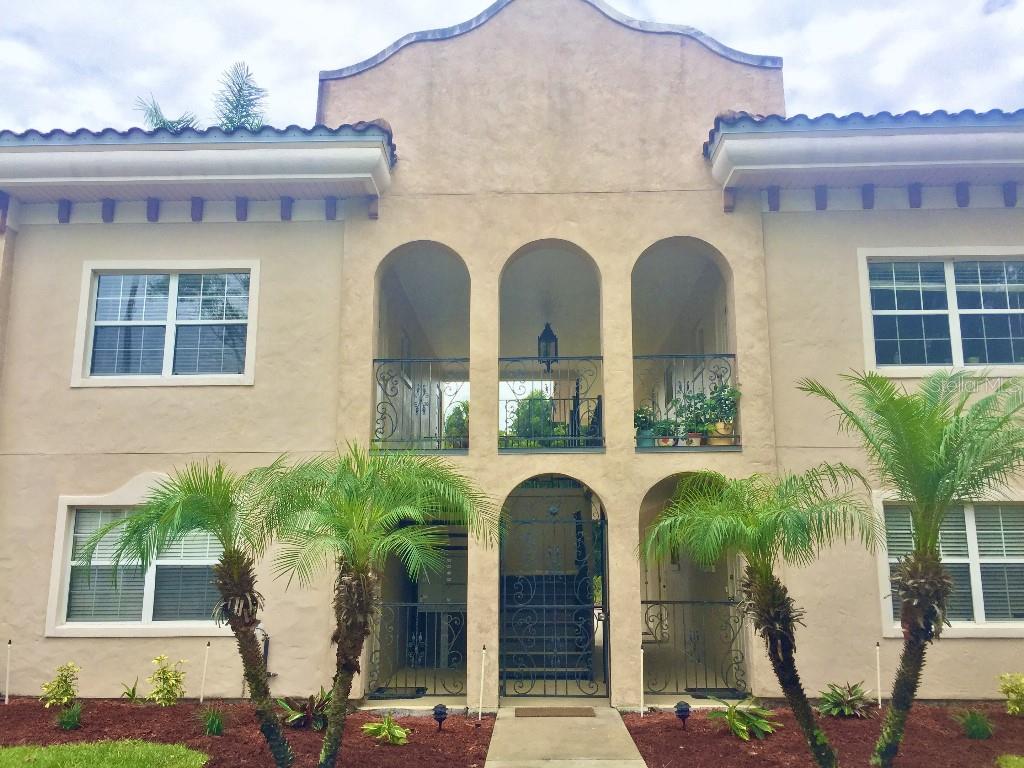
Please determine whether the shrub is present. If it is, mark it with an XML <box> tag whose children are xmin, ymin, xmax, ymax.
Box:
<box><xmin>1000</xmin><ymin>673</ymin><xmax>1024</xmax><ymax>716</ymax></box>
<box><xmin>817</xmin><ymin>681</ymin><xmax>874</xmax><ymax>718</ymax></box>
<box><xmin>120</xmin><ymin>678</ymin><xmax>141</xmax><ymax>703</ymax></box>
<box><xmin>277</xmin><ymin>687</ymin><xmax>332</xmax><ymax>730</ymax></box>
<box><xmin>55</xmin><ymin>701</ymin><xmax>82</xmax><ymax>731</ymax></box>
<box><xmin>146</xmin><ymin>655</ymin><xmax>186</xmax><ymax>707</ymax></box>
<box><xmin>707</xmin><ymin>697</ymin><xmax>780</xmax><ymax>741</ymax></box>
<box><xmin>199</xmin><ymin>706</ymin><xmax>225</xmax><ymax>736</ymax></box>
<box><xmin>40</xmin><ymin>662</ymin><xmax>80</xmax><ymax>708</ymax></box>
<box><xmin>951</xmin><ymin>709</ymin><xmax>995</xmax><ymax>739</ymax></box>
<box><xmin>997</xmin><ymin>757</ymin><xmax>1024</xmax><ymax>768</ymax></box>
<box><xmin>361</xmin><ymin>712</ymin><xmax>409</xmax><ymax>745</ymax></box>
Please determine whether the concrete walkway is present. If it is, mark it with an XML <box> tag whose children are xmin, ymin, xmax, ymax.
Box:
<box><xmin>484</xmin><ymin>705</ymin><xmax>647</xmax><ymax>768</ymax></box>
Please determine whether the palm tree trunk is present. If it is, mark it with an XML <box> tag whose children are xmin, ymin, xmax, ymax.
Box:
<box><xmin>871</xmin><ymin>551</ymin><xmax>950</xmax><ymax>768</ymax></box>
<box><xmin>319</xmin><ymin>561</ymin><xmax>377</xmax><ymax>768</ymax></box>
<box><xmin>744</xmin><ymin>567</ymin><xmax>838</xmax><ymax>768</ymax></box>
<box><xmin>215</xmin><ymin>553</ymin><xmax>293</xmax><ymax>768</ymax></box>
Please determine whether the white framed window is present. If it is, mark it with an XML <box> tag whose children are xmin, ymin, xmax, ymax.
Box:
<box><xmin>860</xmin><ymin>248</ymin><xmax>1024</xmax><ymax>374</ymax></box>
<box><xmin>71</xmin><ymin>260</ymin><xmax>259</xmax><ymax>387</ymax></box>
<box><xmin>879</xmin><ymin>501</ymin><xmax>1024</xmax><ymax>636</ymax></box>
<box><xmin>65</xmin><ymin>508</ymin><xmax>223</xmax><ymax>625</ymax></box>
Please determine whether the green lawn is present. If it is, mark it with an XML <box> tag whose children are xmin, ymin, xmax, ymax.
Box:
<box><xmin>997</xmin><ymin>758</ymin><xmax>1024</xmax><ymax>768</ymax></box>
<box><xmin>0</xmin><ymin>740</ymin><xmax>207</xmax><ymax>767</ymax></box>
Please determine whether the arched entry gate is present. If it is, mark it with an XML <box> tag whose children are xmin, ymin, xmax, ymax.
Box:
<box><xmin>499</xmin><ymin>476</ymin><xmax>609</xmax><ymax>697</ymax></box>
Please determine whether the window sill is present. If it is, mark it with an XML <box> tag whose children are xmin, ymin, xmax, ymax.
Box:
<box><xmin>47</xmin><ymin>623</ymin><xmax>234</xmax><ymax>638</ymax></box>
<box><xmin>70</xmin><ymin>373</ymin><xmax>254</xmax><ymax>388</ymax></box>
<box><xmin>881</xmin><ymin>622</ymin><xmax>1024</xmax><ymax>639</ymax></box>
<box><xmin>873</xmin><ymin>364</ymin><xmax>1024</xmax><ymax>379</ymax></box>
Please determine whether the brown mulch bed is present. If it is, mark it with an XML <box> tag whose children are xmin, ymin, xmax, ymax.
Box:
<box><xmin>0</xmin><ymin>699</ymin><xmax>494</xmax><ymax>768</ymax></box>
<box><xmin>624</xmin><ymin>704</ymin><xmax>1024</xmax><ymax>767</ymax></box>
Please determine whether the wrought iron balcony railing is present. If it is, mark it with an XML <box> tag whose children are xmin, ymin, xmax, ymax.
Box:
<box><xmin>499</xmin><ymin>356</ymin><xmax>604</xmax><ymax>450</ymax></box>
<box><xmin>366</xmin><ymin>601</ymin><xmax>467</xmax><ymax>699</ymax></box>
<box><xmin>642</xmin><ymin>599</ymin><xmax>747</xmax><ymax>696</ymax></box>
<box><xmin>373</xmin><ymin>358</ymin><xmax>470</xmax><ymax>451</ymax></box>
<box><xmin>633</xmin><ymin>354</ymin><xmax>740</xmax><ymax>449</ymax></box>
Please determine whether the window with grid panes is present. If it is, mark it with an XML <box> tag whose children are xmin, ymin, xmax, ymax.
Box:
<box><xmin>89</xmin><ymin>271</ymin><xmax>250</xmax><ymax>377</ymax></box>
<box><xmin>66</xmin><ymin>508</ymin><xmax>222</xmax><ymax>624</ymax></box>
<box><xmin>868</xmin><ymin>259</ymin><xmax>1024</xmax><ymax>367</ymax></box>
<box><xmin>883</xmin><ymin>504</ymin><xmax>1024</xmax><ymax>624</ymax></box>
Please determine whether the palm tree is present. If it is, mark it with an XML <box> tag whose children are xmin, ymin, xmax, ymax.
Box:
<box><xmin>643</xmin><ymin>466</ymin><xmax>879</xmax><ymax>768</ymax></box>
<box><xmin>135</xmin><ymin>61</ymin><xmax>266</xmax><ymax>133</ymax></box>
<box><xmin>799</xmin><ymin>371</ymin><xmax>1024</xmax><ymax>767</ymax></box>
<box><xmin>81</xmin><ymin>461</ymin><xmax>295</xmax><ymax>768</ymax></box>
<box><xmin>273</xmin><ymin>445</ymin><xmax>498</xmax><ymax>768</ymax></box>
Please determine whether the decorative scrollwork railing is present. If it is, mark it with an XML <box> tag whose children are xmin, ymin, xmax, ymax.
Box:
<box><xmin>633</xmin><ymin>354</ymin><xmax>739</xmax><ymax>448</ymax></box>
<box><xmin>366</xmin><ymin>602</ymin><xmax>467</xmax><ymax>699</ymax></box>
<box><xmin>373</xmin><ymin>358</ymin><xmax>469</xmax><ymax>451</ymax></box>
<box><xmin>498</xmin><ymin>356</ymin><xmax>604</xmax><ymax>449</ymax></box>
<box><xmin>641</xmin><ymin>599</ymin><xmax>748</xmax><ymax>695</ymax></box>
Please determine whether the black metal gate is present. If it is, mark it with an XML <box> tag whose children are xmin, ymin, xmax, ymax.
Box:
<box><xmin>500</xmin><ymin>485</ymin><xmax>609</xmax><ymax>697</ymax></box>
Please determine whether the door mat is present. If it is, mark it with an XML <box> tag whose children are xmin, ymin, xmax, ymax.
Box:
<box><xmin>514</xmin><ymin>707</ymin><xmax>595</xmax><ymax>717</ymax></box>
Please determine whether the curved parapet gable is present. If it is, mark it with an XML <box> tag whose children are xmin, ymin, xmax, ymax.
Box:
<box><xmin>319</xmin><ymin>0</ymin><xmax>781</xmax><ymax>82</ymax></box>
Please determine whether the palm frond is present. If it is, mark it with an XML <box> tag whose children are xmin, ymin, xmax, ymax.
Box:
<box><xmin>214</xmin><ymin>62</ymin><xmax>267</xmax><ymax>131</ymax></box>
<box><xmin>133</xmin><ymin>94</ymin><xmax>197</xmax><ymax>133</ymax></box>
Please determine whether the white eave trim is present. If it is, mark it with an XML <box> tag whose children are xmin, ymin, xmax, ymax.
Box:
<box><xmin>710</xmin><ymin>130</ymin><xmax>1024</xmax><ymax>188</ymax></box>
<box><xmin>0</xmin><ymin>143</ymin><xmax>392</xmax><ymax>201</ymax></box>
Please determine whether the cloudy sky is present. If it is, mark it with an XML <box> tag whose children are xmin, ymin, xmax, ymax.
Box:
<box><xmin>2</xmin><ymin>0</ymin><xmax>1023</xmax><ymax>132</ymax></box>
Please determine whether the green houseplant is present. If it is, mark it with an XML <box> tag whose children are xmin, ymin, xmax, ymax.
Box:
<box><xmin>652</xmin><ymin>418</ymin><xmax>678</xmax><ymax>447</ymax></box>
<box><xmin>677</xmin><ymin>392</ymin><xmax>709</xmax><ymax>446</ymax></box>
<box><xmin>634</xmin><ymin>406</ymin><xmax>655</xmax><ymax>447</ymax></box>
<box><xmin>707</xmin><ymin>383</ymin><xmax>741</xmax><ymax>444</ymax></box>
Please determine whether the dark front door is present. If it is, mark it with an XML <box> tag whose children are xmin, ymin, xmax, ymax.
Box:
<box><xmin>499</xmin><ymin>488</ymin><xmax>609</xmax><ymax>697</ymax></box>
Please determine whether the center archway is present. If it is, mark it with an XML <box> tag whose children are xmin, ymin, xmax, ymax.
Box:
<box><xmin>499</xmin><ymin>474</ymin><xmax>609</xmax><ymax>697</ymax></box>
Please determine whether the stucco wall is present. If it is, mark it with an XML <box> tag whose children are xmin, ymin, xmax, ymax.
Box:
<box><xmin>0</xmin><ymin>221</ymin><xmax>345</xmax><ymax>698</ymax></box>
<box><xmin>762</xmin><ymin>206</ymin><xmax>1024</xmax><ymax>700</ymax></box>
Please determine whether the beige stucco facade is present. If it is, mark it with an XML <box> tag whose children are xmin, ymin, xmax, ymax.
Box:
<box><xmin>0</xmin><ymin>0</ymin><xmax>1021</xmax><ymax>708</ymax></box>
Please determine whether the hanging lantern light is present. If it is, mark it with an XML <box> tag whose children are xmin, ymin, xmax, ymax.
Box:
<box><xmin>538</xmin><ymin>323</ymin><xmax>559</xmax><ymax>372</ymax></box>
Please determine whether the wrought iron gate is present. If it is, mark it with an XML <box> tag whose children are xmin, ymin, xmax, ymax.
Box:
<box><xmin>500</xmin><ymin>491</ymin><xmax>609</xmax><ymax>697</ymax></box>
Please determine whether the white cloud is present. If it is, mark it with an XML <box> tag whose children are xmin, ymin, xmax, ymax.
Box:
<box><xmin>0</xmin><ymin>0</ymin><xmax>1022</xmax><ymax>131</ymax></box>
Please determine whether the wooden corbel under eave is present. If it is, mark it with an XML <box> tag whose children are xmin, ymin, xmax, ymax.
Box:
<box><xmin>367</xmin><ymin>195</ymin><xmax>380</xmax><ymax>220</ymax></box>
<box><xmin>0</xmin><ymin>192</ymin><xmax>9</xmax><ymax>234</ymax></box>
<box><xmin>722</xmin><ymin>187</ymin><xmax>737</xmax><ymax>213</ymax></box>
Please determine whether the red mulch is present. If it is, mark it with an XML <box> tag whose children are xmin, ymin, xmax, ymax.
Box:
<box><xmin>0</xmin><ymin>699</ymin><xmax>493</xmax><ymax>768</ymax></box>
<box><xmin>624</xmin><ymin>704</ymin><xmax>1024</xmax><ymax>768</ymax></box>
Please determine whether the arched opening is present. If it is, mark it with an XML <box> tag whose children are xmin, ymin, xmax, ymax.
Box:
<box><xmin>631</xmin><ymin>237</ymin><xmax>739</xmax><ymax>450</ymax></box>
<box><xmin>499</xmin><ymin>474</ymin><xmax>608</xmax><ymax>697</ymax></box>
<box><xmin>498</xmin><ymin>241</ymin><xmax>604</xmax><ymax>450</ymax></box>
<box><xmin>365</xmin><ymin>525</ymin><xmax>469</xmax><ymax>700</ymax></box>
<box><xmin>639</xmin><ymin>474</ymin><xmax>748</xmax><ymax>699</ymax></box>
<box><xmin>373</xmin><ymin>241</ymin><xmax>470</xmax><ymax>451</ymax></box>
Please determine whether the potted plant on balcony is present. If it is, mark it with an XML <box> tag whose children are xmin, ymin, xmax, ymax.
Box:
<box><xmin>706</xmin><ymin>382</ymin><xmax>740</xmax><ymax>445</ymax></box>
<box><xmin>652</xmin><ymin>418</ymin><xmax>678</xmax><ymax>447</ymax></box>
<box><xmin>677</xmin><ymin>392</ymin><xmax>709</xmax><ymax>447</ymax></box>
<box><xmin>634</xmin><ymin>406</ymin><xmax>655</xmax><ymax>448</ymax></box>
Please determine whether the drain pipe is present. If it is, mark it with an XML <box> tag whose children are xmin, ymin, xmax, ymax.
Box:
<box><xmin>875</xmin><ymin>642</ymin><xmax>882</xmax><ymax>708</ymax></box>
<box><xmin>639</xmin><ymin>646</ymin><xmax>645</xmax><ymax>717</ymax></box>
<box><xmin>199</xmin><ymin>641</ymin><xmax>211</xmax><ymax>704</ymax></box>
<box><xmin>4</xmin><ymin>640</ymin><xmax>10</xmax><ymax>705</ymax></box>
<box><xmin>478</xmin><ymin>645</ymin><xmax>487</xmax><ymax>721</ymax></box>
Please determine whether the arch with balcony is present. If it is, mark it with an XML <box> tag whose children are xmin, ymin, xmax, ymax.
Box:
<box><xmin>498</xmin><ymin>240</ymin><xmax>604</xmax><ymax>450</ymax></box>
<box><xmin>631</xmin><ymin>237</ymin><xmax>739</xmax><ymax>451</ymax></box>
<box><xmin>372</xmin><ymin>241</ymin><xmax>471</xmax><ymax>451</ymax></box>
<box><xmin>638</xmin><ymin>473</ymin><xmax>748</xmax><ymax>700</ymax></box>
